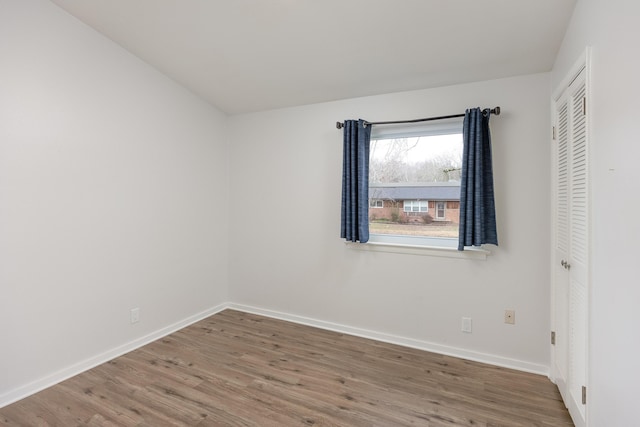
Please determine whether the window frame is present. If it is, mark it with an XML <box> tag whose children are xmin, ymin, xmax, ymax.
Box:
<box><xmin>365</xmin><ymin>118</ymin><xmax>476</xmax><ymax>254</ymax></box>
<box><xmin>369</xmin><ymin>199</ymin><xmax>384</xmax><ymax>208</ymax></box>
<box><xmin>403</xmin><ymin>200</ymin><xmax>428</xmax><ymax>214</ymax></box>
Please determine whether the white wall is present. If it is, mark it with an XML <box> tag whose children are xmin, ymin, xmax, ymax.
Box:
<box><xmin>229</xmin><ymin>73</ymin><xmax>552</xmax><ymax>373</ymax></box>
<box><xmin>0</xmin><ymin>0</ymin><xmax>229</xmax><ymax>405</ymax></box>
<box><xmin>552</xmin><ymin>1</ymin><xmax>640</xmax><ymax>425</ymax></box>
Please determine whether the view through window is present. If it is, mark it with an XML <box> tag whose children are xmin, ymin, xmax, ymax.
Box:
<box><xmin>368</xmin><ymin>123</ymin><xmax>463</xmax><ymax>246</ymax></box>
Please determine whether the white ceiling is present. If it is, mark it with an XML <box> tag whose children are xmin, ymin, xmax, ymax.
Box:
<box><xmin>50</xmin><ymin>0</ymin><xmax>577</xmax><ymax>115</ymax></box>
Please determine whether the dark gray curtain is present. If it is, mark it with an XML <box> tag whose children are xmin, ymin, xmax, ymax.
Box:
<box><xmin>458</xmin><ymin>108</ymin><xmax>498</xmax><ymax>250</ymax></box>
<box><xmin>341</xmin><ymin>119</ymin><xmax>371</xmax><ymax>243</ymax></box>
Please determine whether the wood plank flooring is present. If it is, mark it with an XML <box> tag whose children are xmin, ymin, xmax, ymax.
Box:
<box><xmin>0</xmin><ymin>310</ymin><xmax>574</xmax><ymax>426</ymax></box>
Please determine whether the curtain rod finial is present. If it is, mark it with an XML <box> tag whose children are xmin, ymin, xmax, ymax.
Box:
<box><xmin>336</xmin><ymin>121</ymin><xmax>344</xmax><ymax>129</ymax></box>
<box><xmin>493</xmin><ymin>106</ymin><xmax>501</xmax><ymax>115</ymax></box>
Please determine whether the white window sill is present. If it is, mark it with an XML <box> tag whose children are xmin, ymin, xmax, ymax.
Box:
<box><xmin>345</xmin><ymin>241</ymin><xmax>490</xmax><ymax>260</ymax></box>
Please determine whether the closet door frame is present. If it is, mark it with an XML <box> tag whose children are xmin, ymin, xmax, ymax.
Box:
<box><xmin>550</xmin><ymin>48</ymin><xmax>591</xmax><ymax>427</ymax></box>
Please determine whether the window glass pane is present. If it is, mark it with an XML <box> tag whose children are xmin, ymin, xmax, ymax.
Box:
<box><xmin>368</xmin><ymin>130</ymin><xmax>462</xmax><ymax>242</ymax></box>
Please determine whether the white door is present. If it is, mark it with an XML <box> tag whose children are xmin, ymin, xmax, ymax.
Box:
<box><xmin>552</xmin><ymin>94</ymin><xmax>570</xmax><ymax>399</ymax></box>
<box><xmin>552</xmin><ymin>66</ymin><xmax>589</xmax><ymax>427</ymax></box>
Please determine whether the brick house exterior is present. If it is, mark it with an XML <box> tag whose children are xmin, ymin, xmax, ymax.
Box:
<box><xmin>368</xmin><ymin>183</ymin><xmax>460</xmax><ymax>224</ymax></box>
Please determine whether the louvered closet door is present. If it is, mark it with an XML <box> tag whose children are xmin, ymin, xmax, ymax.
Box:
<box><xmin>553</xmin><ymin>67</ymin><xmax>588</xmax><ymax>427</ymax></box>
<box><xmin>553</xmin><ymin>96</ymin><xmax>570</xmax><ymax>395</ymax></box>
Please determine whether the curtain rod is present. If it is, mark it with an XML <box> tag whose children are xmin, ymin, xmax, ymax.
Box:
<box><xmin>335</xmin><ymin>106</ymin><xmax>501</xmax><ymax>129</ymax></box>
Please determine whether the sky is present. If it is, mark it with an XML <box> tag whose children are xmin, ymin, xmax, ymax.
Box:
<box><xmin>370</xmin><ymin>134</ymin><xmax>463</xmax><ymax>164</ymax></box>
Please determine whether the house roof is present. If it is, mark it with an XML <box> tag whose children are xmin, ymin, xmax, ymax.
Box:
<box><xmin>369</xmin><ymin>183</ymin><xmax>460</xmax><ymax>201</ymax></box>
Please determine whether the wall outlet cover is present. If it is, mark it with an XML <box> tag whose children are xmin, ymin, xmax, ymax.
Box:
<box><xmin>461</xmin><ymin>317</ymin><xmax>472</xmax><ymax>333</ymax></box>
<box><xmin>130</xmin><ymin>307</ymin><xmax>140</xmax><ymax>324</ymax></box>
<box><xmin>505</xmin><ymin>310</ymin><xmax>515</xmax><ymax>324</ymax></box>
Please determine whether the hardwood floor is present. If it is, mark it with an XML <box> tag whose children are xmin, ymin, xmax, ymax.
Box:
<box><xmin>0</xmin><ymin>310</ymin><xmax>573</xmax><ymax>426</ymax></box>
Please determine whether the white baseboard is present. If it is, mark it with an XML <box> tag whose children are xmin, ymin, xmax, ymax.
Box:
<box><xmin>227</xmin><ymin>303</ymin><xmax>549</xmax><ymax>376</ymax></box>
<box><xmin>0</xmin><ymin>303</ymin><xmax>228</xmax><ymax>409</ymax></box>
<box><xmin>2</xmin><ymin>301</ymin><xmax>550</xmax><ymax>408</ymax></box>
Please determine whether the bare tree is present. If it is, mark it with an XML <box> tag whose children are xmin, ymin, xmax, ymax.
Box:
<box><xmin>370</xmin><ymin>138</ymin><xmax>461</xmax><ymax>183</ymax></box>
<box><xmin>370</xmin><ymin>138</ymin><xmax>420</xmax><ymax>183</ymax></box>
<box><xmin>413</xmin><ymin>152</ymin><xmax>462</xmax><ymax>182</ymax></box>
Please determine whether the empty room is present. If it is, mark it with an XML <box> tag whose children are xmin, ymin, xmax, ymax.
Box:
<box><xmin>1</xmin><ymin>1</ymin><xmax>638</xmax><ymax>426</ymax></box>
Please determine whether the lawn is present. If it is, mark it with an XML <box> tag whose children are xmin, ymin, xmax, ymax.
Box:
<box><xmin>370</xmin><ymin>221</ymin><xmax>458</xmax><ymax>238</ymax></box>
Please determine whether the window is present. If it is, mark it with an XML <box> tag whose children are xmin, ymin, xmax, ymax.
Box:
<box><xmin>369</xmin><ymin>199</ymin><xmax>384</xmax><ymax>208</ymax></box>
<box><xmin>403</xmin><ymin>200</ymin><xmax>428</xmax><ymax>214</ymax></box>
<box><xmin>367</xmin><ymin>119</ymin><xmax>463</xmax><ymax>248</ymax></box>
<box><xmin>436</xmin><ymin>201</ymin><xmax>446</xmax><ymax>220</ymax></box>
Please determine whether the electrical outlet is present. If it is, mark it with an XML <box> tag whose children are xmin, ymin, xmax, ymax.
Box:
<box><xmin>130</xmin><ymin>308</ymin><xmax>140</xmax><ymax>324</ymax></box>
<box><xmin>461</xmin><ymin>317</ymin><xmax>472</xmax><ymax>333</ymax></box>
<box><xmin>504</xmin><ymin>309</ymin><xmax>515</xmax><ymax>324</ymax></box>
